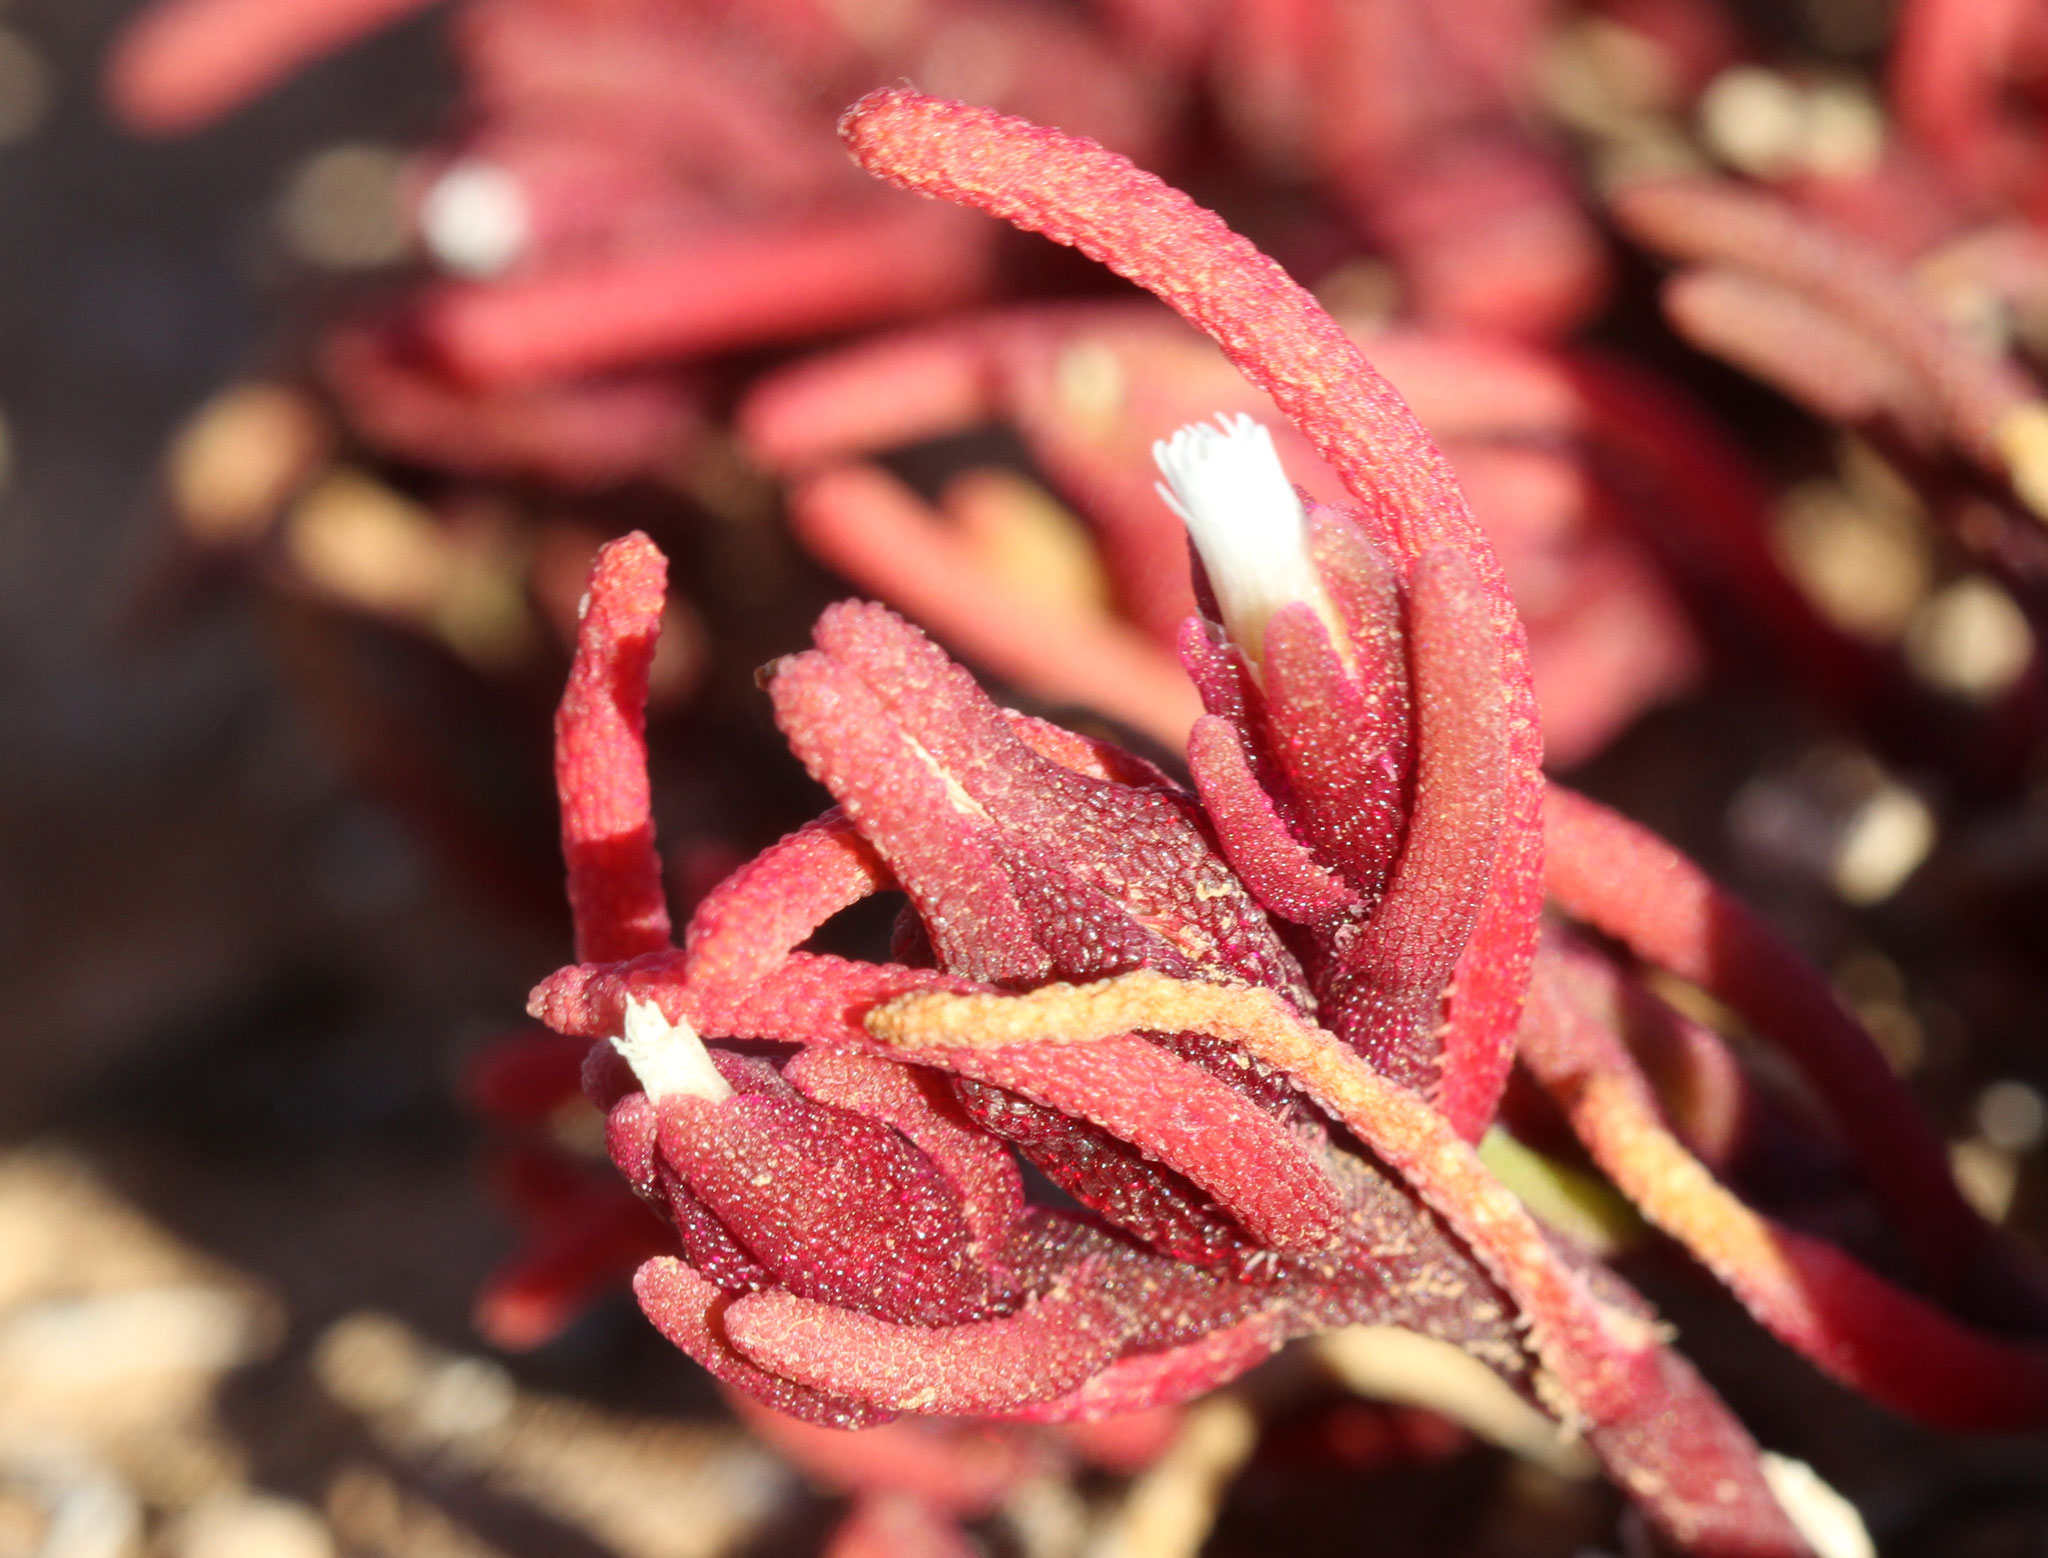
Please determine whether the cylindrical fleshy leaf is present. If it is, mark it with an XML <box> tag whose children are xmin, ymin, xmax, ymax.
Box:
<box><xmin>1524</xmin><ymin>952</ymin><xmax>2048</xmax><ymax>1431</ymax></box>
<box><xmin>105</xmin><ymin>0</ymin><xmax>433</xmax><ymax>133</ymax></box>
<box><xmin>769</xmin><ymin>645</ymin><xmax>1051</xmax><ymax>984</ymax></box>
<box><xmin>420</xmin><ymin>202</ymin><xmax>995</xmax><ymax>388</ymax></box>
<box><xmin>633</xmin><ymin>1256</ymin><xmax>891</xmax><ymax>1429</ymax></box>
<box><xmin>1186</xmin><ymin>715</ymin><xmax>1359</xmax><ymax>925</ymax></box>
<box><xmin>1321</xmin><ymin>548</ymin><xmax>1507</xmax><ymax>1090</ymax></box>
<box><xmin>1259</xmin><ymin>601</ymin><xmax>1407</xmax><ymax>905</ymax></box>
<box><xmin>803</xmin><ymin>602</ymin><xmax>1308</xmax><ymax>997</ymax></box>
<box><xmin>1544</xmin><ymin>784</ymin><xmax>1988</xmax><ymax>1295</ymax></box>
<box><xmin>685</xmin><ymin>812</ymin><xmax>891</xmax><ymax>992</ymax></box>
<box><xmin>932</xmin><ymin>1033</ymin><xmax>1345</xmax><ymax>1255</ymax></box>
<box><xmin>951</xmin><ymin>1078</ymin><xmax>1258</xmax><ymax>1270</ymax></box>
<box><xmin>839</xmin><ymin>89</ymin><xmax>1542</xmax><ymax>1137</ymax></box>
<box><xmin>473</xmin><ymin>1189</ymin><xmax>671</xmax><ymax>1352</ymax></box>
<box><xmin>722</xmin><ymin>1273</ymin><xmax>1128</xmax><ymax>1413</ymax></box>
<box><xmin>1007</xmin><ymin>1313</ymin><xmax>1288</xmax><ymax>1421</ymax></box>
<box><xmin>555</xmin><ymin>533</ymin><xmax>673</xmax><ymax>964</ymax></box>
<box><xmin>658</xmin><ymin>1090</ymin><xmax>998</xmax><ymax>1327</ymax></box>
<box><xmin>785</xmin><ymin>1049</ymin><xmax>1025</xmax><ymax>1280</ymax></box>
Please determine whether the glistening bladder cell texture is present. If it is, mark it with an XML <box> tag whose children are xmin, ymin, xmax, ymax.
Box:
<box><xmin>5</xmin><ymin>2</ymin><xmax>2047</xmax><ymax>1556</ymax></box>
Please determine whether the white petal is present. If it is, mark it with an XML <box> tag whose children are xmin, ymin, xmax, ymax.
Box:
<box><xmin>1152</xmin><ymin>413</ymin><xmax>1337</xmax><ymax>672</ymax></box>
<box><xmin>612</xmin><ymin>997</ymin><xmax>732</xmax><ymax>1103</ymax></box>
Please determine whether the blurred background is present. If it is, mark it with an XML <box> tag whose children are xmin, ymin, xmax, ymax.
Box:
<box><xmin>7</xmin><ymin>0</ymin><xmax>2048</xmax><ymax>1553</ymax></box>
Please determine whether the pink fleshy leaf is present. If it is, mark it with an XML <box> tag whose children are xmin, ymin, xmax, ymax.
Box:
<box><xmin>105</xmin><ymin>0</ymin><xmax>434</xmax><ymax>134</ymax></box>
<box><xmin>1320</xmin><ymin>548</ymin><xmax>1508</xmax><ymax>1091</ymax></box>
<box><xmin>949</xmin><ymin>1079</ymin><xmax>1264</xmax><ymax>1269</ymax></box>
<box><xmin>658</xmin><ymin>1091</ymin><xmax>1000</xmax><ymax>1326</ymax></box>
<box><xmin>419</xmin><ymin>202</ymin><xmax>995</xmax><ymax>389</ymax></box>
<box><xmin>1001</xmin><ymin>709</ymin><xmax>1183</xmax><ymax>791</ymax></box>
<box><xmin>461</xmin><ymin>1029</ymin><xmax>592</xmax><ymax>1127</ymax></box>
<box><xmin>932</xmin><ymin>1034</ymin><xmax>1346</xmax><ymax>1256</ymax></box>
<box><xmin>770</xmin><ymin>640</ymin><xmax>1050</xmax><ymax>984</ymax></box>
<box><xmin>839</xmin><ymin>88</ymin><xmax>1544</xmax><ymax>1137</ymax></box>
<box><xmin>685</xmin><ymin>811</ymin><xmax>892</xmax><ymax>992</ymax></box>
<box><xmin>784</xmin><ymin>1049</ymin><xmax>1026</xmax><ymax>1281</ymax></box>
<box><xmin>1005</xmin><ymin>1311</ymin><xmax>1288</xmax><ymax>1421</ymax></box>
<box><xmin>1302</xmin><ymin>502</ymin><xmax>1414</xmax><ymax>845</ymax></box>
<box><xmin>633</xmin><ymin>1256</ymin><xmax>891</xmax><ymax>1429</ymax></box>
<box><xmin>802</xmin><ymin>601</ymin><xmax>1307</xmax><ymax>995</ymax></box>
<box><xmin>722</xmin><ymin>1268</ymin><xmax>1128</xmax><ymax>1413</ymax></box>
<box><xmin>555</xmin><ymin>532</ymin><xmax>673</xmax><ymax>965</ymax></box>
<box><xmin>1259</xmin><ymin>601</ymin><xmax>1406</xmax><ymax>906</ymax></box>
<box><xmin>1544</xmin><ymin>783</ymin><xmax>1988</xmax><ymax>1295</ymax></box>
<box><xmin>1582</xmin><ymin>1345</ymin><xmax>1811</xmax><ymax>1558</ymax></box>
<box><xmin>473</xmin><ymin>1187</ymin><xmax>671</xmax><ymax>1352</ymax></box>
<box><xmin>663</xmin><ymin>1175</ymin><xmax>775</xmax><ymax>1295</ymax></box>
<box><xmin>1186</xmin><ymin>715</ymin><xmax>1360</xmax><ymax>924</ymax></box>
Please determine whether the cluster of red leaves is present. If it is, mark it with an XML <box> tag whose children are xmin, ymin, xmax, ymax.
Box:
<box><xmin>504</xmin><ymin>92</ymin><xmax>2048</xmax><ymax>1558</ymax></box>
<box><xmin>113</xmin><ymin>0</ymin><xmax>1773</xmax><ymax>774</ymax></box>
<box><xmin>112</xmin><ymin>0</ymin><xmax>2048</xmax><ymax>752</ymax></box>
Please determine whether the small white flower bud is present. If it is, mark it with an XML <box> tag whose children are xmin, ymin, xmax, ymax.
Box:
<box><xmin>1153</xmin><ymin>413</ymin><xmax>1340</xmax><ymax>673</ymax></box>
<box><xmin>612</xmin><ymin>997</ymin><xmax>732</xmax><ymax>1103</ymax></box>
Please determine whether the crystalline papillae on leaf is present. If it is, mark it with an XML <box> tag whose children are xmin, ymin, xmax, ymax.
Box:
<box><xmin>510</xmin><ymin>89</ymin><xmax>2048</xmax><ymax>1558</ymax></box>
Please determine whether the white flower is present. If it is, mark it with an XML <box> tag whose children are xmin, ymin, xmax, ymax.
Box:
<box><xmin>1153</xmin><ymin>413</ymin><xmax>1339</xmax><ymax>673</ymax></box>
<box><xmin>611</xmin><ymin>997</ymin><xmax>732</xmax><ymax>1103</ymax></box>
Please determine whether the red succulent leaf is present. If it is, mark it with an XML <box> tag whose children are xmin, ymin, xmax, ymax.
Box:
<box><xmin>1523</xmin><ymin>935</ymin><xmax>2048</xmax><ymax>1431</ymax></box>
<box><xmin>1258</xmin><ymin>599</ymin><xmax>1407</xmax><ymax>904</ymax></box>
<box><xmin>1544</xmin><ymin>783</ymin><xmax>1995</xmax><ymax>1297</ymax></box>
<box><xmin>784</xmin><ymin>1049</ymin><xmax>1025</xmax><ymax>1281</ymax></box>
<box><xmin>947</xmin><ymin>1078</ymin><xmax>1264</xmax><ymax>1272</ymax></box>
<box><xmin>555</xmin><ymin>531</ymin><xmax>673</xmax><ymax>965</ymax></box>
<box><xmin>838</xmin><ymin>86</ymin><xmax>1541</xmax><ymax>1139</ymax></box>
<box><xmin>684</xmin><ymin>811</ymin><xmax>890</xmax><ymax>994</ymax></box>
<box><xmin>1313</xmin><ymin>546</ymin><xmax>1509</xmax><ymax>1089</ymax></box>
<box><xmin>461</xmin><ymin>1028</ymin><xmax>592</xmax><ymax>1127</ymax></box>
<box><xmin>1003</xmin><ymin>1312</ymin><xmax>1288</xmax><ymax>1422</ymax></box>
<box><xmin>720</xmin><ymin>1260</ymin><xmax>1129</xmax><ymax>1414</ymax></box>
<box><xmin>105</xmin><ymin>0</ymin><xmax>433</xmax><ymax>135</ymax></box>
<box><xmin>633</xmin><ymin>1256</ymin><xmax>889</xmax><ymax>1429</ymax></box>
<box><xmin>1185</xmin><ymin>713</ymin><xmax>1361</xmax><ymax>925</ymax></box>
<box><xmin>471</xmin><ymin>1163</ymin><xmax>671</xmax><ymax>1353</ymax></box>
<box><xmin>771</xmin><ymin>600</ymin><xmax>1308</xmax><ymax>996</ymax></box>
<box><xmin>656</xmin><ymin>1086</ymin><xmax>1001</xmax><ymax>1327</ymax></box>
<box><xmin>417</xmin><ymin>202</ymin><xmax>995</xmax><ymax>390</ymax></box>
